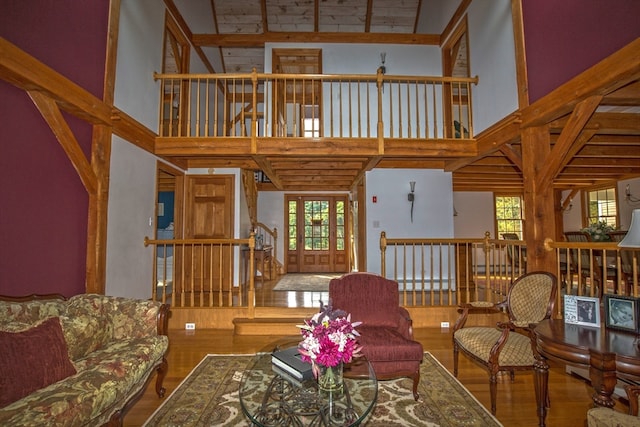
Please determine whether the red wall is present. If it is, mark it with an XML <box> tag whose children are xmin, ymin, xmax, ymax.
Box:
<box><xmin>0</xmin><ymin>2</ymin><xmax>109</xmax><ymax>297</ymax></box>
<box><xmin>522</xmin><ymin>0</ymin><xmax>640</xmax><ymax>102</ymax></box>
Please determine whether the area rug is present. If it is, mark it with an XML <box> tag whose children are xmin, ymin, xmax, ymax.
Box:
<box><xmin>143</xmin><ymin>352</ymin><xmax>502</xmax><ymax>427</ymax></box>
<box><xmin>272</xmin><ymin>273</ymin><xmax>342</xmax><ymax>292</ymax></box>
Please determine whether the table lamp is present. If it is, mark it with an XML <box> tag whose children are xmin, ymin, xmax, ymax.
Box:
<box><xmin>619</xmin><ymin>209</ymin><xmax>640</xmax><ymax>247</ymax></box>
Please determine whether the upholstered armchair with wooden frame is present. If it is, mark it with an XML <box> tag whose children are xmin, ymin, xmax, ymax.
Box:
<box><xmin>452</xmin><ymin>271</ymin><xmax>557</xmax><ymax>415</ymax></box>
<box><xmin>329</xmin><ymin>272</ymin><xmax>424</xmax><ymax>400</ymax></box>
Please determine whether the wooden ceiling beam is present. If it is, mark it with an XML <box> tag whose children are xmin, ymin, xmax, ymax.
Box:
<box><xmin>192</xmin><ymin>32</ymin><xmax>439</xmax><ymax>47</ymax></box>
<box><xmin>444</xmin><ymin>113</ymin><xmax>521</xmax><ymax>171</ymax></box>
<box><xmin>499</xmin><ymin>144</ymin><xmax>523</xmax><ymax>170</ymax></box>
<box><xmin>0</xmin><ymin>38</ymin><xmax>111</xmax><ymax>125</ymax></box>
<box><xmin>536</xmin><ymin>95</ymin><xmax>601</xmax><ymax>189</ymax></box>
<box><xmin>602</xmin><ymin>80</ymin><xmax>640</xmax><ymax>106</ymax></box>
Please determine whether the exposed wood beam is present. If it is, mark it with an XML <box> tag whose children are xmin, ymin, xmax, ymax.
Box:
<box><xmin>365</xmin><ymin>0</ymin><xmax>373</xmax><ymax>32</ymax></box>
<box><xmin>445</xmin><ymin>113</ymin><xmax>521</xmax><ymax>171</ymax></box>
<box><xmin>111</xmin><ymin>109</ymin><xmax>157</xmax><ymax>153</ymax></box>
<box><xmin>499</xmin><ymin>144</ymin><xmax>523</xmax><ymax>170</ymax></box>
<box><xmin>535</xmin><ymin>95</ymin><xmax>601</xmax><ymax>189</ymax></box>
<box><xmin>520</xmin><ymin>37</ymin><xmax>640</xmax><ymax>128</ymax></box>
<box><xmin>440</xmin><ymin>0</ymin><xmax>471</xmax><ymax>45</ymax></box>
<box><xmin>603</xmin><ymin>80</ymin><xmax>640</xmax><ymax>106</ymax></box>
<box><xmin>28</xmin><ymin>91</ymin><xmax>98</xmax><ymax>195</ymax></box>
<box><xmin>192</xmin><ymin>32</ymin><xmax>440</xmax><ymax>47</ymax></box>
<box><xmin>252</xmin><ymin>156</ymin><xmax>283</xmax><ymax>189</ymax></box>
<box><xmin>511</xmin><ymin>0</ymin><xmax>529</xmax><ymax>108</ymax></box>
<box><xmin>0</xmin><ymin>37</ymin><xmax>111</xmax><ymax>125</ymax></box>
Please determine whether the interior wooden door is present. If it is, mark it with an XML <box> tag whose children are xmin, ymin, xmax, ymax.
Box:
<box><xmin>286</xmin><ymin>195</ymin><xmax>349</xmax><ymax>273</ymax></box>
<box><xmin>183</xmin><ymin>175</ymin><xmax>234</xmax><ymax>291</ymax></box>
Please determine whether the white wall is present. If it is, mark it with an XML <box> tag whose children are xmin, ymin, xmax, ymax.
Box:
<box><xmin>366</xmin><ymin>169</ymin><xmax>454</xmax><ymax>275</ymax></box>
<box><xmin>466</xmin><ymin>0</ymin><xmax>518</xmax><ymax>134</ymax></box>
<box><xmin>107</xmin><ymin>0</ymin><xmax>166</xmax><ymax>298</ymax></box>
<box><xmin>453</xmin><ymin>191</ymin><xmax>495</xmax><ymax>238</ymax></box>
<box><xmin>106</xmin><ymin>138</ymin><xmax>158</xmax><ymax>298</ymax></box>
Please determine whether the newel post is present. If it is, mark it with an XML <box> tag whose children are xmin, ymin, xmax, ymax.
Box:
<box><xmin>380</xmin><ymin>231</ymin><xmax>387</xmax><ymax>277</ymax></box>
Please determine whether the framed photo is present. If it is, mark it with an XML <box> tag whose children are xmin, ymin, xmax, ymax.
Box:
<box><xmin>604</xmin><ymin>294</ymin><xmax>638</xmax><ymax>333</ymax></box>
<box><xmin>564</xmin><ymin>295</ymin><xmax>601</xmax><ymax>328</ymax></box>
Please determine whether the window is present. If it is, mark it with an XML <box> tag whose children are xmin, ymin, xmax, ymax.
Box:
<box><xmin>495</xmin><ymin>195</ymin><xmax>524</xmax><ymax>239</ymax></box>
<box><xmin>584</xmin><ymin>186</ymin><xmax>618</xmax><ymax>228</ymax></box>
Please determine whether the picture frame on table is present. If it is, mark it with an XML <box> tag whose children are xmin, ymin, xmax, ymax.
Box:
<box><xmin>564</xmin><ymin>295</ymin><xmax>601</xmax><ymax>327</ymax></box>
<box><xmin>604</xmin><ymin>294</ymin><xmax>638</xmax><ymax>333</ymax></box>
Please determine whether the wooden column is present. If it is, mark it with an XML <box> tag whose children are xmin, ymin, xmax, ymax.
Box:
<box><xmin>521</xmin><ymin>125</ymin><xmax>556</xmax><ymax>273</ymax></box>
<box><xmin>86</xmin><ymin>125</ymin><xmax>111</xmax><ymax>294</ymax></box>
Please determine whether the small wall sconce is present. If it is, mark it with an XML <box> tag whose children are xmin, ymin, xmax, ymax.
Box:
<box><xmin>408</xmin><ymin>181</ymin><xmax>416</xmax><ymax>222</ymax></box>
<box><xmin>626</xmin><ymin>184</ymin><xmax>640</xmax><ymax>204</ymax></box>
<box><xmin>379</xmin><ymin>52</ymin><xmax>386</xmax><ymax>75</ymax></box>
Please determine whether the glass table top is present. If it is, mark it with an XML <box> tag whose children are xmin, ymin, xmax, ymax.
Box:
<box><xmin>239</xmin><ymin>340</ymin><xmax>378</xmax><ymax>426</ymax></box>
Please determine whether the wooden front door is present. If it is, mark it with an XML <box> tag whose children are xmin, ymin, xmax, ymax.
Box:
<box><xmin>286</xmin><ymin>195</ymin><xmax>349</xmax><ymax>273</ymax></box>
<box><xmin>183</xmin><ymin>175</ymin><xmax>234</xmax><ymax>291</ymax></box>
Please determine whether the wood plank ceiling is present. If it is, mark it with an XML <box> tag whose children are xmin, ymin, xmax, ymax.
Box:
<box><xmin>165</xmin><ymin>0</ymin><xmax>640</xmax><ymax>192</ymax></box>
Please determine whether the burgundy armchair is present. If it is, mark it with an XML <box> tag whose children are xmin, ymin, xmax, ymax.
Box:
<box><xmin>329</xmin><ymin>272</ymin><xmax>424</xmax><ymax>400</ymax></box>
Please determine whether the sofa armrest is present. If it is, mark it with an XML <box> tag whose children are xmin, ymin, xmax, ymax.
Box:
<box><xmin>156</xmin><ymin>303</ymin><xmax>170</xmax><ymax>336</ymax></box>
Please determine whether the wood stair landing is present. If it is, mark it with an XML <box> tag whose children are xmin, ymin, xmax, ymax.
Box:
<box><xmin>233</xmin><ymin>317</ymin><xmax>305</xmax><ymax>336</ymax></box>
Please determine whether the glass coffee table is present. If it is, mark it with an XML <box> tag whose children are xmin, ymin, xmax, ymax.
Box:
<box><xmin>239</xmin><ymin>340</ymin><xmax>378</xmax><ymax>426</ymax></box>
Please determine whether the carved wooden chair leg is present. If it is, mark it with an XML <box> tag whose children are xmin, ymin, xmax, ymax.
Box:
<box><xmin>489</xmin><ymin>373</ymin><xmax>498</xmax><ymax>415</ymax></box>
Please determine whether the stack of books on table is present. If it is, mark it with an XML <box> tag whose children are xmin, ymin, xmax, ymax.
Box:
<box><xmin>271</xmin><ymin>347</ymin><xmax>314</xmax><ymax>383</ymax></box>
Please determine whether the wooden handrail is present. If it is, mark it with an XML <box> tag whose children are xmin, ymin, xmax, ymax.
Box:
<box><xmin>155</xmin><ymin>72</ymin><xmax>478</xmax><ymax>141</ymax></box>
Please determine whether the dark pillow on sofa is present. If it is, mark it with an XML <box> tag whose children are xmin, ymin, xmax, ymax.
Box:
<box><xmin>0</xmin><ymin>316</ymin><xmax>77</xmax><ymax>408</ymax></box>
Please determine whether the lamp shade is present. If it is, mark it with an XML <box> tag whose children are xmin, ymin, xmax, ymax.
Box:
<box><xmin>619</xmin><ymin>209</ymin><xmax>640</xmax><ymax>248</ymax></box>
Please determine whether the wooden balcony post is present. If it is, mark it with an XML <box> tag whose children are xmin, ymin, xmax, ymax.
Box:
<box><xmin>380</xmin><ymin>231</ymin><xmax>387</xmax><ymax>276</ymax></box>
<box><xmin>376</xmin><ymin>68</ymin><xmax>384</xmax><ymax>152</ymax></box>
<box><xmin>251</xmin><ymin>68</ymin><xmax>258</xmax><ymax>151</ymax></box>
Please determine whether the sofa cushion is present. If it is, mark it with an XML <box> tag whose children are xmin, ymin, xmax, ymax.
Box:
<box><xmin>62</xmin><ymin>295</ymin><xmax>113</xmax><ymax>360</ymax></box>
<box><xmin>0</xmin><ymin>317</ymin><xmax>77</xmax><ymax>408</ymax></box>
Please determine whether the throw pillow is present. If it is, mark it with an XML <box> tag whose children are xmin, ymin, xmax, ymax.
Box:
<box><xmin>0</xmin><ymin>316</ymin><xmax>77</xmax><ymax>408</ymax></box>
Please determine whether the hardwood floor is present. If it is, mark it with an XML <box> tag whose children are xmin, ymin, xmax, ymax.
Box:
<box><xmin>124</xmin><ymin>283</ymin><xmax>631</xmax><ymax>426</ymax></box>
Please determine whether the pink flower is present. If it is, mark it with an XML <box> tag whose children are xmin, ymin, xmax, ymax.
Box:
<box><xmin>297</xmin><ymin>302</ymin><xmax>362</xmax><ymax>369</ymax></box>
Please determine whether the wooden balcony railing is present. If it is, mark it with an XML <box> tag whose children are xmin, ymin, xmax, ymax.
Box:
<box><xmin>380</xmin><ymin>232</ymin><xmax>527</xmax><ymax>306</ymax></box>
<box><xmin>144</xmin><ymin>235</ymin><xmax>256</xmax><ymax>315</ymax></box>
<box><xmin>154</xmin><ymin>70</ymin><xmax>477</xmax><ymax>141</ymax></box>
<box><xmin>381</xmin><ymin>232</ymin><xmax>639</xmax><ymax>314</ymax></box>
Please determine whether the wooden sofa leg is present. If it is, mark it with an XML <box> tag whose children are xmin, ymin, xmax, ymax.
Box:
<box><xmin>411</xmin><ymin>370</ymin><xmax>420</xmax><ymax>401</ymax></box>
<box><xmin>155</xmin><ymin>357</ymin><xmax>168</xmax><ymax>398</ymax></box>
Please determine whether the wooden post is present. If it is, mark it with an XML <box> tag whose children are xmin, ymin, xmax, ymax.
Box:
<box><xmin>521</xmin><ymin>125</ymin><xmax>556</xmax><ymax>274</ymax></box>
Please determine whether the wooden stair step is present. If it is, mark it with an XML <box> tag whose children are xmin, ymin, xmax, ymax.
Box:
<box><xmin>233</xmin><ymin>317</ymin><xmax>304</xmax><ymax>336</ymax></box>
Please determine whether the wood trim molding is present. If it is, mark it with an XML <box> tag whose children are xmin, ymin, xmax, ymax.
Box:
<box><xmin>192</xmin><ymin>32</ymin><xmax>440</xmax><ymax>47</ymax></box>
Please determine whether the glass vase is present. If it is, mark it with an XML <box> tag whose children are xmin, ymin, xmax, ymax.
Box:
<box><xmin>317</xmin><ymin>362</ymin><xmax>344</xmax><ymax>395</ymax></box>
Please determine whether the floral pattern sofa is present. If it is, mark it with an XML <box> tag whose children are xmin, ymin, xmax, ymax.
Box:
<box><xmin>0</xmin><ymin>293</ymin><xmax>169</xmax><ymax>426</ymax></box>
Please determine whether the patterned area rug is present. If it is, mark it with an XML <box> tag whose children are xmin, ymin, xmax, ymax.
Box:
<box><xmin>272</xmin><ymin>273</ymin><xmax>342</xmax><ymax>292</ymax></box>
<box><xmin>144</xmin><ymin>353</ymin><xmax>502</xmax><ymax>427</ymax></box>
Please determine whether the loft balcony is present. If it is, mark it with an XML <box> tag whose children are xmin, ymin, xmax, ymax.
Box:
<box><xmin>154</xmin><ymin>71</ymin><xmax>479</xmax><ymax>191</ymax></box>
